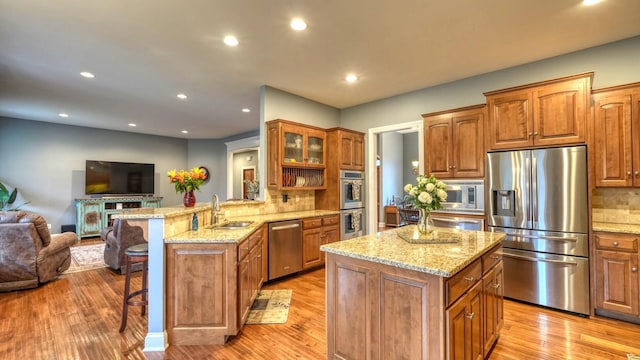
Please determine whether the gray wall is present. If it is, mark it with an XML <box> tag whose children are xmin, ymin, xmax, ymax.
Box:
<box><xmin>340</xmin><ymin>36</ymin><xmax>640</xmax><ymax>132</ymax></box>
<box><xmin>403</xmin><ymin>132</ymin><xmax>419</xmax><ymax>188</ymax></box>
<box><xmin>0</xmin><ymin>117</ymin><xmax>188</xmax><ymax>232</ymax></box>
<box><xmin>380</xmin><ymin>132</ymin><xmax>404</xmax><ymax>208</ymax></box>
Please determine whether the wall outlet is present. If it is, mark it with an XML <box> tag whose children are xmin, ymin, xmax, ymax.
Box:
<box><xmin>47</xmin><ymin>223</ymin><xmax>52</xmax><ymax>230</ymax></box>
<box><xmin>295</xmin><ymin>195</ymin><xmax>300</xmax><ymax>202</ymax></box>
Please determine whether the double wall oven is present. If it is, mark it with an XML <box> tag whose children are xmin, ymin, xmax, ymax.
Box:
<box><xmin>340</xmin><ymin>170</ymin><xmax>364</xmax><ymax>240</ymax></box>
<box><xmin>431</xmin><ymin>179</ymin><xmax>485</xmax><ymax>231</ymax></box>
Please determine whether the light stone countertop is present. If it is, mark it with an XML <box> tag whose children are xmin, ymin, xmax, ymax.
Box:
<box><xmin>321</xmin><ymin>226</ymin><xmax>506</xmax><ymax>277</ymax></box>
<box><xmin>593</xmin><ymin>222</ymin><xmax>640</xmax><ymax>235</ymax></box>
<box><xmin>112</xmin><ymin>203</ymin><xmax>212</xmax><ymax>219</ymax></box>
<box><xmin>164</xmin><ymin>209</ymin><xmax>340</xmax><ymax>244</ymax></box>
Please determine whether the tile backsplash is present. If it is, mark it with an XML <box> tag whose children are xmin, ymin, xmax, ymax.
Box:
<box><xmin>592</xmin><ymin>188</ymin><xmax>640</xmax><ymax>224</ymax></box>
<box><xmin>220</xmin><ymin>189</ymin><xmax>315</xmax><ymax>218</ymax></box>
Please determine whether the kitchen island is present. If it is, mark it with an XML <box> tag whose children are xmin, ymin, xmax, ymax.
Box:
<box><xmin>113</xmin><ymin>204</ymin><xmax>338</xmax><ymax>351</ymax></box>
<box><xmin>321</xmin><ymin>226</ymin><xmax>505</xmax><ymax>360</ymax></box>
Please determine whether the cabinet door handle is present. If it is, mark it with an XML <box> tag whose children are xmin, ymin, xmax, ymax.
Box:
<box><xmin>635</xmin><ymin>171</ymin><xmax>639</xmax><ymax>177</ymax></box>
<box><xmin>632</xmin><ymin>267</ymin><xmax>638</xmax><ymax>273</ymax></box>
<box><xmin>452</xmin><ymin>165</ymin><xmax>456</xmax><ymax>169</ymax></box>
<box><xmin>613</xmin><ymin>241</ymin><xmax>619</xmax><ymax>247</ymax></box>
<box><xmin>533</xmin><ymin>131</ymin><xmax>538</xmax><ymax>136</ymax></box>
<box><xmin>492</xmin><ymin>282</ymin><xmax>501</xmax><ymax>289</ymax></box>
<box><xmin>463</xmin><ymin>276</ymin><xmax>475</xmax><ymax>282</ymax></box>
<box><xmin>529</xmin><ymin>132</ymin><xmax>534</xmax><ymax>137</ymax></box>
<box><xmin>490</xmin><ymin>255</ymin><xmax>503</xmax><ymax>261</ymax></box>
<box><xmin>466</xmin><ymin>312</ymin><xmax>475</xmax><ymax>320</ymax></box>
<box><xmin>628</xmin><ymin>171</ymin><xmax>633</xmax><ymax>177</ymax></box>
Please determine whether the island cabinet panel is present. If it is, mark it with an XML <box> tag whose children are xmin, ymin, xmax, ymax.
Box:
<box><xmin>485</xmin><ymin>73</ymin><xmax>591</xmax><ymax>150</ymax></box>
<box><xmin>379</xmin><ymin>272</ymin><xmax>432</xmax><ymax>359</ymax></box>
<box><xmin>482</xmin><ymin>261</ymin><xmax>504</xmax><ymax>356</ymax></box>
<box><xmin>165</xmin><ymin>243</ymin><xmax>238</xmax><ymax>345</ymax></box>
<box><xmin>592</xmin><ymin>84</ymin><xmax>640</xmax><ymax>187</ymax></box>
<box><xmin>325</xmin><ymin>253</ymin><xmax>445</xmax><ymax>360</ymax></box>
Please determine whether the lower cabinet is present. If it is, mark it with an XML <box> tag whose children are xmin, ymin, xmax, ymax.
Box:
<box><xmin>165</xmin><ymin>225</ymin><xmax>265</xmax><ymax>345</ymax></box>
<box><xmin>325</xmin><ymin>243</ymin><xmax>503</xmax><ymax>360</ymax></box>
<box><xmin>595</xmin><ymin>231</ymin><xmax>639</xmax><ymax>316</ymax></box>
<box><xmin>302</xmin><ymin>215</ymin><xmax>340</xmax><ymax>269</ymax></box>
<box><xmin>446</xmin><ymin>281</ymin><xmax>483</xmax><ymax>360</ymax></box>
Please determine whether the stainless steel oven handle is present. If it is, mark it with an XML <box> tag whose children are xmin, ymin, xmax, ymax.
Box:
<box><xmin>431</xmin><ymin>217</ymin><xmax>482</xmax><ymax>224</ymax></box>
<box><xmin>271</xmin><ymin>224</ymin><xmax>300</xmax><ymax>231</ymax></box>
<box><xmin>515</xmin><ymin>234</ymin><xmax>578</xmax><ymax>242</ymax></box>
<box><xmin>503</xmin><ymin>253</ymin><xmax>578</xmax><ymax>266</ymax></box>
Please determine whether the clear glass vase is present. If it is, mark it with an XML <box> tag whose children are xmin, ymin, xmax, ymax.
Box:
<box><xmin>417</xmin><ymin>208</ymin><xmax>433</xmax><ymax>234</ymax></box>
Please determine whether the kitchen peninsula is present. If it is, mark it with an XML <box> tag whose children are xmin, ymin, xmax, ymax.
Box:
<box><xmin>113</xmin><ymin>203</ymin><xmax>339</xmax><ymax>351</ymax></box>
<box><xmin>321</xmin><ymin>227</ymin><xmax>505</xmax><ymax>359</ymax></box>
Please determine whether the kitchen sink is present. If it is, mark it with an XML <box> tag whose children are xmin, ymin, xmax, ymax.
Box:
<box><xmin>208</xmin><ymin>221</ymin><xmax>254</xmax><ymax>229</ymax></box>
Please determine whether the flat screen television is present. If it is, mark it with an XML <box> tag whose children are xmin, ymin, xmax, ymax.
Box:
<box><xmin>85</xmin><ymin>160</ymin><xmax>155</xmax><ymax>195</ymax></box>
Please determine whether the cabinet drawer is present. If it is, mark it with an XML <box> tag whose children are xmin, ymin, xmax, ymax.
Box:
<box><xmin>445</xmin><ymin>259</ymin><xmax>482</xmax><ymax>307</ymax></box>
<box><xmin>303</xmin><ymin>217</ymin><xmax>322</xmax><ymax>229</ymax></box>
<box><xmin>238</xmin><ymin>239</ymin><xmax>250</xmax><ymax>261</ymax></box>
<box><xmin>482</xmin><ymin>244</ymin><xmax>503</xmax><ymax>274</ymax></box>
<box><xmin>248</xmin><ymin>228</ymin><xmax>262</xmax><ymax>250</ymax></box>
<box><xmin>595</xmin><ymin>232</ymin><xmax>638</xmax><ymax>252</ymax></box>
<box><xmin>323</xmin><ymin>215</ymin><xmax>340</xmax><ymax>227</ymax></box>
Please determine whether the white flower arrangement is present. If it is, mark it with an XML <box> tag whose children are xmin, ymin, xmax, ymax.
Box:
<box><xmin>403</xmin><ymin>174</ymin><xmax>447</xmax><ymax>211</ymax></box>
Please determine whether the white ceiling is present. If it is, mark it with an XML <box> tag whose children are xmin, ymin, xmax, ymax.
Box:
<box><xmin>1</xmin><ymin>1</ymin><xmax>640</xmax><ymax>139</ymax></box>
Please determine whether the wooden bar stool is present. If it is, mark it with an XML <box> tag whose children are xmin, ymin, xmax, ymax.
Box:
<box><xmin>119</xmin><ymin>243</ymin><xmax>148</xmax><ymax>332</ymax></box>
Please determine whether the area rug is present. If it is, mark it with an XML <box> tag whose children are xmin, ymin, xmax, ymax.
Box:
<box><xmin>245</xmin><ymin>289</ymin><xmax>292</xmax><ymax>325</ymax></box>
<box><xmin>64</xmin><ymin>243</ymin><xmax>107</xmax><ymax>273</ymax></box>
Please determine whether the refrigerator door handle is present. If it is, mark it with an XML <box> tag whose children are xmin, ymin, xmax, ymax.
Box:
<box><xmin>517</xmin><ymin>234</ymin><xmax>578</xmax><ymax>242</ymax></box>
<box><xmin>503</xmin><ymin>253</ymin><xmax>578</xmax><ymax>266</ymax></box>
<box><xmin>530</xmin><ymin>153</ymin><xmax>538</xmax><ymax>226</ymax></box>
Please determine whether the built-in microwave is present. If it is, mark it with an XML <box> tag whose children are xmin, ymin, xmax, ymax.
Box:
<box><xmin>439</xmin><ymin>179</ymin><xmax>485</xmax><ymax>215</ymax></box>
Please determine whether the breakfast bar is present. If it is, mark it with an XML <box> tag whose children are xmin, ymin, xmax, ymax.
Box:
<box><xmin>321</xmin><ymin>227</ymin><xmax>505</xmax><ymax>359</ymax></box>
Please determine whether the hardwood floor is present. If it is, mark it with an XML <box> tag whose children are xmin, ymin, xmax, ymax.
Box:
<box><xmin>2</xmin><ymin>257</ymin><xmax>640</xmax><ymax>359</ymax></box>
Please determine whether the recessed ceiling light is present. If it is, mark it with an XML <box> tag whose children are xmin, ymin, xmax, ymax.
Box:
<box><xmin>181</xmin><ymin>130</ymin><xmax>188</xmax><ymax>134</ymax></box>
<box><xmin>58</xmin><ymin>113</ymin><xmax>69</xmax><ymax>118</ymax></box>
<box><xmin>223</xmin><ymin>35</ymin><xmax>239</xmax><ymax>47</ymax></box>
<box><xmin>80</xmin><ymin>72</ymin><xmax>95</xmax><ymax>78</ymax></box>
<box><xmin>177</xmin><ymin>93</ymin><xmax>187</xmax><ymax>100</ymax></box>
<box><xmin>242</xmin><ymin>108</ymin><xmax>251</xmax><ymax>113</ymax></box>
<box><xmin>345</xmin><ymin>74</ymin><xmax>358</xmax><ymax>83</ymax></box>
<box><xmin>583</xmin><ymin>0</ymin><xmax>602</xmax><ymax>5</ymax></box>
<box><xmin>128</xmin><ymin>123</ymin><xmax>137</xmax><ymax>127</ymax></box>
<box><xmin>290</xmin><ymin>18</ymin><xmax>307</xmax><ymax>31</ymax></box>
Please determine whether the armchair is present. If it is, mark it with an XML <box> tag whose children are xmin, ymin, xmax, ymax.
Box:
<box><xmin>101</xmin><ymin>218</ymin><xmax>146</xmax><ymax>274</ymax></box>
<box><xmin>0</xmin><ymin>211</ymin><xmax>77</xmax><ymax>291</ymax></box>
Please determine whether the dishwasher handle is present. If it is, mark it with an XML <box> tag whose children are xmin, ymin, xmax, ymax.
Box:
<box><xmin>431</xmin><ymin>216</ymin><xmax>482</xmax><ymax>224</ymax></box>
<box><xmin>271</xmin><ymin>223</ymin><xmax>300</xmax><ymax>231</ymax></box>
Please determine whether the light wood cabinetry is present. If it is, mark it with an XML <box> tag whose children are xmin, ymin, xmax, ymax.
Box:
<box><xmin>325</xmin><ymin>243</ymin><xmax>503</xmax><ymax>359</ymax></box>
<box><xmin>484</xmin><ymin>73</ymin><xmax>592</xmax><ymax>150</ymax></box>
<box><xmin>75</xmin><ymin>196</ymin><xmax>162</xmax><ymax>240</ymax></box>
<box><xmin>302</xmin><ymin>215</ymin><xmax>339</xmax><ymax>269</ymax></box>
<box><xmin>595</xmin><ymin>231</ymin><xmax>639</xmax><ymax>316</ymax></box>
<box><xmin>423</xmin><ymin>104</ymin><xmax>486</xmax><ymax>178</ymax></box>
<box><xmin>384</xmin><ymin>205</ymin><xmax>401</xmax><ymax>227</ymax></box>
<box><xmin>266</xmin><ymin>119</ymin><xmax>326</xmax><ymax>190</ymax></box>
<box><xmin>592</xmin><ymin>83</ymin><xmax>640</xmax><ymax>187</ymax></box>
<box><xmin>315</xmin><ymin>127</ymin><xmax>365</xmax><ymax>211</ymax></box>
<box><xmin>326</xmin><ymin>128</ymin><xmax>365</xmax><ymax>171</ymax></box>
<box><xmin>165</xmin><ymin>226</ymin><xmax>265</xmax><ymax>345</ymax></box>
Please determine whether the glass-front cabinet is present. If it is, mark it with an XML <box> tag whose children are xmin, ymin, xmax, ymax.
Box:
<box><xmin>267</xmin><ymin>119</ymin><xmax>326</xmax><ymax>190</ymax></box>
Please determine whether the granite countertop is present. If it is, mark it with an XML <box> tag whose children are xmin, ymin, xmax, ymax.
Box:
<box><xmin>593</xmin><ymin>222</ymin><xmax>640</xmax><ymax>235</ymax></box>
<box><xmin>321</xmin><ymin>226</ymin><xmax>506</xmax><ymax>277</ymax></box>
<box><xmin>165</xmin><ymin>209</ymin><xmax>340</xmax><ymax>244</ymax></box>
<box><xmin>112</xmin><ymin>203</ymin><xmax>212</xmax><ymax>219</ymax></box>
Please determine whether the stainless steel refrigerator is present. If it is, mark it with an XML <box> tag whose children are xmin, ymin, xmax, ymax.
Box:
<box><xmin>487</xmin><ymin>146</ymin><xmax>589</xmax><ymax>315</ymax></box>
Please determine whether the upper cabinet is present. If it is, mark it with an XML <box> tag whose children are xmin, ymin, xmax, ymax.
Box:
<box><xmin>592</xmin><ymin>83</ymin><xmax>640</xmax><ymax>187</ymax></box>
<box><xmin>266</xmin><ymin>119</ymin><xmax>327</xmax><ymax>190</ymax></box>
<box><xmin>327</xmin><ymin>128</ymin><xmax>365</xmax><ymax>171</ymax></box>
<box><xmin>484</xmin><ymin>72</ymin><xmax>592</xmax><ymax>150</ymax></box>
<box><xmin>423</xmin><ymin>104</ymin><xmax>486</xmax><ymax>179</ymax></box>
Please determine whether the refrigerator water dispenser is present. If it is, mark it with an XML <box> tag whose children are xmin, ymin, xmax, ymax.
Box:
<box><xmin>492</xmin><ymin>190</ymin><xmax>515</xmax><ymax>216</ymax></box>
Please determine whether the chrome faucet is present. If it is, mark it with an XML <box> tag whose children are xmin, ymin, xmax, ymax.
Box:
<box><xmin>211</xmin><ymin>194</ymin><xmax>221</xmax><ymax>225</ymax></box>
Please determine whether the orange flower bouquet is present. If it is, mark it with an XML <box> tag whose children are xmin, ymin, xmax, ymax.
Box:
<box><xmin>167</xmin><ymin>167</ymin><xmax>206</xmax><ymax>193</ymax></box>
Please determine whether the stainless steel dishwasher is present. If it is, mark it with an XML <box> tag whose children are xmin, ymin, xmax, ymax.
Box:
<box><xmin>268</xmin><ymin>220</ymin><xmax>302</xmax><ymax>280</ymax></box>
